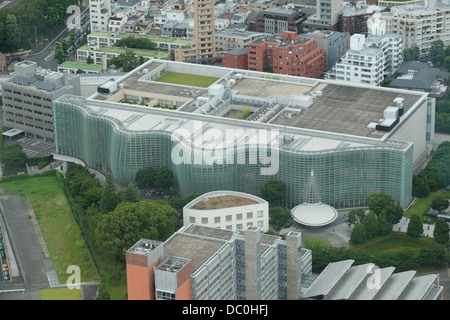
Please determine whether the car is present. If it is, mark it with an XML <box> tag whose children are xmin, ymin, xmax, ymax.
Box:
<box><xmin>0</xmin><ymin>249</ymin><xmax>5</xmax><ymax>259</ymax></box>
<box><xmin>0</xmin><ymin>242</ymin><xmax>4</xmax><ymax>250</ymax></box>
<box><xmin>2</xmin><ymin>263</ymin><xmax>7</xmax><ymax>271</ymax></box>
<box><xmin>0</xmin><ymin>229</ymin><xmax>3</xmax><ymax>240</ymax></box>
<box><xmin>3</xmin><ymin>270</ymin><xmax>10</xmax><ymax>281</ymax></box>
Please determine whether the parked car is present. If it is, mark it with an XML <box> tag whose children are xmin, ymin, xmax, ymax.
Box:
<box><xmin>0</xmin><ymin>249</ymin><xmax>5</xmax><ymax>259</ymax></box>
<box><xmin>2</xmin><ymin>263</ymin><xmax>7</xmax><ymax>271</ymax></box>
<box><xmin>3</xmin><ymin>270</ymin><xmax>10</xmax><ymax>281</ymax></box>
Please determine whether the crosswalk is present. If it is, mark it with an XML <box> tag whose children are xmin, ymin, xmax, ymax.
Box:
<box><xmin>17</xmin><ymin>138</ymin><xmax>55</xmax><ymax>158</ymax></box>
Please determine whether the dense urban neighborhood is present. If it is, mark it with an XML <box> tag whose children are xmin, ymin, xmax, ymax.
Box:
<box><xmin>0</xmin><ymin>0</ymin><xmax>449</xmax><ymax>303</ymax></box>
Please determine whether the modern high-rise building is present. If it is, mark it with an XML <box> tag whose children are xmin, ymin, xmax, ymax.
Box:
<box><xmin>174</xmin><ymin>0</ymin><xmax>217</xmax><ymax>64</ymax></box>
<box><xmin>1</xmin><ymin>61</ymin><xmax>80</xmax><ymax>142</ymax></box>
<box><xmin>126</xmin><ymin>224</ymin><xmax>309</xmax><ymax>300</ymax></box>
<box><xmin>52</xmin><ymin>59</ymin><xmax>435</xmax><ymax>209</ymax></box>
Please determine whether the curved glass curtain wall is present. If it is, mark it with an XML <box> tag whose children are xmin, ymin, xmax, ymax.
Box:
<box><xmin>54</xmin><ymin>101</ymin><xmax>413</xmax><ymax>208</ymax></box>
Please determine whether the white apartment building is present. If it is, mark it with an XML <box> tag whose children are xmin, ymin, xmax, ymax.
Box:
<box><xmin>183</xmin><ymin>191</ymin><xmax>270</xmax><ymax>232</ymax></box>
<box><xmin>90</xmin><ymin>0</ymin><xmax>112</xmax><ymax>32</ymax></box>
<box><xmin>380</xmin><ymin>0</ymin><xmax>450</xmax><ymax>57</ymax></box>
<box><xmin>326</xmin><ymin>20</ymin><xmax>403</xmax><ymax>86</ymax></box>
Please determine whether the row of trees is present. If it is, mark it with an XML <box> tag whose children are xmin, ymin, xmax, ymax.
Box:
<box><xmin>435</xmin><ymin>92</ymin><xmax>450</xmax><ymax>134</ymax></box>
<box><xmin>347</xmin><ymin>193</ymin><xmax>403</xmax><ymax>245</ymax></box>
<box><xmin>0</xmin><ymin>0</ymin><xmax>78</xmax><ymax>53</ymax></box>
<box><xmin>63</xmin><ymin>163</ymin><xmax>182</xmax><ymax>263</ymax></box>
<box><xmin>413</xmin><ymin>141</ymin><xmax>450</xmax><ymax>198</ymax></box>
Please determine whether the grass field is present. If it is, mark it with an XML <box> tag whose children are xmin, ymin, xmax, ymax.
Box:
<box><xmin>0</xmin><ymin>172</ymin><xmax>100</xmax><ymax>285</ymax></box>
<box><xmin>155</xmin><ymin>71</ymin><xmax>219</xmax><ymax>87</ymax></box>
<box><xmin>40</xmin><ymin>287</ymin><xmax>82</xmax><ymax>300</ymax></box>
<box><xmin>406</xmin><ymin>189</ymin><xmax>450</xmax><ymax>222</ymax></box>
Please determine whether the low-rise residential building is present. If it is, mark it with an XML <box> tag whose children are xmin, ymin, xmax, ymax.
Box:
<box><xmin>340</xmin><ymin>1</ymin><xmax>388</xmax><ymax>35</ymax></box>
<box><xmin>299</xmin><ymin>30</ymin><xmax>350</xmax><ymax>71</ymax></box>
<box><xmin>248</xmin><ymin>31</ymin><xmax>327</xmax><ymax>78</ymax></box>
<box><xmin>379</xmin><ymin>0</ymin><xmax>450</xmax><ymax>57</ymax></box>
<box><xmin>215</xmin><ymin>28</ymin><xmax>265</xmax><ymax>53</ymax></box>
<box><xmin>221</xmin><ymin>47</ymin><xmax>248</xmax><ymax>69</ymax></box>
<box><xmin>390</xmin><ymin>61</ymin><xmax>449</xmax><ymax>97</ymax></box>
<box><xmin>254</xmin><ymin>6</ymin><xmax>307</xmax><ymax>34</ymax></box>
<box><xmin>326</xmin><ymin>21</ymin><xmax>403</xmax><ymax>86</ymax></box>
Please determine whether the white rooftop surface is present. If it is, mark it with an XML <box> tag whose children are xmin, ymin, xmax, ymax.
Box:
<box><xmin>78</xmin><ymin>99</ymin><xmax>403</xmax><ymax>154</ymax></box>
<box><xmin>291</xmin><ymin>202</ymin><xmax>339</xmax><ymax>227</ymax></box>
<box><xmin>350</xmin><ymin>267</ymin><xmax>396</xmax><ymax>300</ymax></box>
<box><xmin>374</xmin><ymin>270</ymin><xmax>416</xmax><ymax>300</ymax></box>
<box><xmin>398</xmin><ymin>274</ymin><xmax>438</xmax><ymax>300</ymax></box>
<box><xmin>302</xmin><ymin>259</ymin><xmax>354</xmax><ymax>298</ymax></box>
<box><xmin>325</xmin><ymin>263</ymin><xmax>376</xmax><ymax>300</ymax></box>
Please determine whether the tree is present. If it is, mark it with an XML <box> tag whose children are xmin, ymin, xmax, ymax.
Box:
<box><xmin>269</xmin><ymin>206</ymin><xmax>293</xmax><ymax>232</ymax></box>
<box><xmin>362</xmin><ymin>211</ymin><xmax>379</xmax><ymax>239</ymax></box>
<box><xmin>444</xmin><ymin>56</ymin><xmax>450</xmax><ymax>72</ymax></box>
<box><xmin>429</xmin><ymin>40</ymin><xmax>445</xmax><ymax>66</ymax></box>
<box><xmin>86</xmin><ymin>56</ymin><xmax>94</xmax><ymax>64</ymax></box>
<box><xmin>433</xmin><ymin>218</ymin><xmax>450</xmax><ymax>244</ymax></box>
<box><xmin>417</xmin><ymin>243</ymin><xmax>449</xmax><ymax>268</ymax></box>
<box><xmin>54</xmin><ymin>41</ymin><xmax>66</xmax><ymax>64</ymax></box>
<box><xmin>154</xmin><ymin>167</ymin><xmax>173</xmax><ymax>190</ymax></box>
<box><xmin>135</xmin><ymin>166</ymin><xmax>156</xmax><ymax>188</ymax></box>
<box><xmin>343</xmin><ymin>209</ymin><xmax>365</xmax><ymax>227</ymax></box>
<box><xmin>412</xmin><ymin>174</ymin><xmax>430</xmax><ymax>198</ymax></box>
<box><xmin>431</xmin><ymin>196</ymin><xmax>449</xmax><ymax>212</ymax></box>
<box><xmin>367</xmin><ymin>193</ymin><xmax>403</xmax><ymax>225</ymax></box>
<box><xmin>4</xmin><ymin>14</ymin><xmax>20</xmax><ymax>52</ymax></box>
<box><xmin>350</xmin><ymin>224</ymin><xmax>367</xmax><ymax>245</ymax></box>
<box><xmin>407</xmin><ymin>214</ymin><xmax>423</xmax><ymax>238</ymax></box>
<box><xmin>107</xmin><ymin>50</ymin><xmax>143</xmax><ymax>72</ymax></box>
<box><xmin>95</xmin><ymin>199</ymin><xmax>179</xmax><ymax>261</ymax></box>
<box><xmin>0</xmin><ymin>142</ymin><xmax>28</xmax><ymax>173</ymax></box>
<box><xmin>100</xmin><ymin>173</ymin><xmax>120</xmax><ymax>213</ymax></box>
<box><xmin>120</xmin><ymin>181</ymin><xmax>141</xmax><ymax>203</ymax></box>
<box><xmin>378</xmin><ymin>210</ymin><xmax>392</xmax><ymax>236</ymax></box>
<box><xmin>261</xmin><ymin>180</ymin><xmax>286</xmax><ymax>206</ymax></box>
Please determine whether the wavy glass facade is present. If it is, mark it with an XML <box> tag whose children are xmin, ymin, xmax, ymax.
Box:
<box><xmin>54</xmin><ymin>95</ymin><xmax>414</xmax><ymax>208</ymax></box>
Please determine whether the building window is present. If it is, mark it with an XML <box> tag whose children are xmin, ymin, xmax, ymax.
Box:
<box><xmin>247</xmin><ymin>212</ymin><xmax>253</xmax><ymax>219</ymax></box>
<box><xmin>189</xmin><ymin>217</ymin><xmax>196</xmax><ymax>224</ymax></box>
<box><xmin>257</xmin><ymin>210</ymin><xmax>263</xmax><ymax>218</ymax></box>
<box><xmin>202</xmin><ymin>217</ymin><xmax>208</xmax><ymax>224</ymax></box>
<box><xmin>214</xmin><ymin>216</ymin><xmax>221</xmax><ymax>223</ymax></box>
<box><xmin>236</xmin><ymin>213</ymin><xmax>243</xmax><ymax>220</ymax></box>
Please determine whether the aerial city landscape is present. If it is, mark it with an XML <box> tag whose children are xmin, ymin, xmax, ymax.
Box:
<box><xmin>0</xmin><ymin>0</ymin><xmax>449</xmax><ymax>304</ymax></box>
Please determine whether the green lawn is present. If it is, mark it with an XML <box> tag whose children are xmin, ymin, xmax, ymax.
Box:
<box><xmin>40</xmin><ymin>287</ymin><xmax>82</xmax><ymax>300</ymax></box>
<box><xmin>155</xmin><ymin>72</ymin><xmax>219</xmax><ymax>87</ymax></box>
<box><xmin>406</xmin><ymin>189</ymin><xmax>450</xmax><ymax>222</ymax></box>
<box><xmin>351</xmin><ymin>232</ymin><xmax>435</xmax><ymax>253</ymax></box>
<box><xmin>0</xmin><ymin>172</ymin><xmax>100</xmax><ymax>285</ymax></box>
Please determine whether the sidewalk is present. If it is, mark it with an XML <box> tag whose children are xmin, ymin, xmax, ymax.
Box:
<box><xmin>393</xmin><ymin>216</ymin><xmax>435</xmax><ymax>237</ymax></box>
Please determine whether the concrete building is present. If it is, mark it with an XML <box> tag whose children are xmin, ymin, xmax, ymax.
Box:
<box><xmin>126</xmin><ymin>224</ymin><xmax>309</xmax><ymax>300</ymax></box>
<box><xmin>379</xmin><ymin>0</ymin><xmax>450</xmax><ymax>57</ymax></box>
<box><xmin>89</xmin><ymin>0</ymin><xmax>112</xmax><ymax>32</ymax></box>
<box><xmin>299</xmin><ymin>30</ymin><xmax>350</xmax><ymax>71</ymax></box>
<box><xmin>247</xmin><ymin>31</ymin><xmax>327</xmax><ymax>78</ymax></box>
<box><xmin>174</xmin><ymin>0</ymin><xmax>217</xmax><ymax>64</ymax></box>
<box><xmin>221</xmin><ymin>47</ymin><xmax>248</xmax><ymax>69</ymax></box>
<box><xmin>254</xmin><ymin>6</ymin><xmax>307</xmax><ymax>34</ymax></box>
<box><xmin>52</xmin><ymin>59</ymin><xmax>435</xmax><ymax>209</ymax></box>
<box><xmin>302</xmin><ymin>0</ymin><xmax>344</xmax><ymax>32</ymax></box>
<box><xmin>1</xmin><ymin>60</ymin><xmax>80</xmax><ymax>142</ymax></box>
<box><xmin>340</xmin><ymin>1</ymin><xmax>388</xmax><ymax>35</ymax></box>
<box><xmin>215</xmin><ymin>28</ymin><xmax>265</xmax><ymax>53</ymax></box>
<box><xmin>326</xmin><ymin>22</ymin><xmax>403</xmax><ymax>86</ymax></box>
<box><xmin>183</xmin><ymin>190</ymin><xmax>270</xmax><ymax>232</ymax></box>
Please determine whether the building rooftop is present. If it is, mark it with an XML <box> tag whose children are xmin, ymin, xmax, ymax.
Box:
<box><xmin>303</xmin><ymin>259</ymin><xmax>443</xmax><ymax>300</ymax></box>
<box><xmin>58</xmin><ymin>59</ymin><xmax>427</xmax><ymax>156</ymax></box>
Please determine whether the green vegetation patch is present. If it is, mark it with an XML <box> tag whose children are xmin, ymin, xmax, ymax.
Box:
<box><xmin>155</xmin><ymin>72</ymin><xmax>219</xmax><ymax>88</ymax></box>
<box><xmin>351</xmin><ymin>232</ymin><xmax>435</xmax><ymax>254</ymax></box>
<box><xmin>40</xmin><ymin>287</ymin><xmax>82</xmax><ymax>300</ymax></box>
<box><xmin>0</xmin><ymin>171</ymin><xmax>100</xmax><ymax>284</ymax></box>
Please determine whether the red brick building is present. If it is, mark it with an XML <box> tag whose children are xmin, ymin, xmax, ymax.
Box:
<box><xmin>247</xmin><ymin>31</ymin><xmax>326</xmax><ymax>78</ymax></box>
<box><xmin>221</xmin><ymin>48</ymin><xmax>248</xmax><ymax>70</ymax></box>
